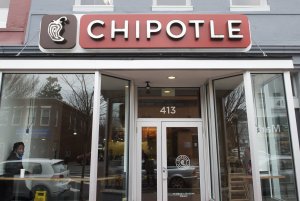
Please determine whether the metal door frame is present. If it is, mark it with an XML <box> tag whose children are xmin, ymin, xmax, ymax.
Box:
<box><xmin>136</xmin><ymin>118</ymin><xmax>205</xmax><ymax>201</ymax></box>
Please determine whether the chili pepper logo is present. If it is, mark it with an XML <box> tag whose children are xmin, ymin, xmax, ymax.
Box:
<box><xmin>47</xmin><ymin>16</ymin><xmax>68</xmax><ymax>42</ymax></box>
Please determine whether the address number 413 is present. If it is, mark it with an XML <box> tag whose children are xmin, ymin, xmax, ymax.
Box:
<box><xmin>160</xmin><ymin>106</ymin><xmax>176</xmax><ymax>115</ymax></box>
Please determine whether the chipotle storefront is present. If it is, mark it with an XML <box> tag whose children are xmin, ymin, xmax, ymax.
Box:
<box><xmin>0</xmin><ymin>14</ymin><xmax>299</xmax><ymax>201</ymax></box>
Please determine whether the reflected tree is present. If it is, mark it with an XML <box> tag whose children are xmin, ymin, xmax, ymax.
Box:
<box><xmin>61</xmin><ymin>74</ymin><xmax>107</xmax><ymax>201</ymax></box>
<box><xmin>1</xmin><ymin>74</ymin><xmax>39</xmax><ymax>98</ymax></box>
<box><xmin>61</xmin><ymin>74</ymin><xmax>93</xmax><ymax>201</ymax></box>
<box><xmin>37</xmin><ymin>76</ymin><xmax>62</xmax><ymax>100</ymax></box>
<box><xmin>224</xmin><ymin>84</ymin><xmax>247</xmax><ymax>165</ymax></box>
<box><xmin>224</xmin><ymin>84</ymin><xmax>246</xmax><ymax>124</ymax></box>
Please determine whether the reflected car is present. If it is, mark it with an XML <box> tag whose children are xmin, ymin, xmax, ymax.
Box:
<box><xmin>0</xmin><ymin>158</ymin><xmax>71</xmax><ymax>200</ymax></box>
<box><xmin>142</xmin><ymin>160</ymin><xmax>199</xmax><ymax>188</ymax></box>
<box><xmin>166</xmin><ymin>166</ymin><xmax>199</xmax><ymax>188</ymax></box>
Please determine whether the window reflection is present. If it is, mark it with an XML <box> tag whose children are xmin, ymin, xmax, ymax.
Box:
<box><xmin>96</xmin><ymin>75</ymin><xmax>129</xmax><ymax>201</ymax></box>
<box><xmin>142</xmin><ymin>127</ymin><xmax>157</xmax><ymax>201</ymax></box>
<box><xmin>252</xmin><ymin>74</ymin><xmax>298</xmax><ymax>201</ymax></box>
<box><xmin>81</xmin><ymin>0</ymin><xmax>113</xmax><ymax>5</ymax></box>
<box><xmin>0</xmin><ymin>74</ymin><xmax>94</xmax><ymax>201</ymax></box>
<box><xmin>214</xmin><ymin>75</ymin><xmax>254</xmax><ymax>201</ymax></box>
<box><xmin>138</xmin><ymin>88</ymin><xmax>200</xmax><ymax>118</ymax></box>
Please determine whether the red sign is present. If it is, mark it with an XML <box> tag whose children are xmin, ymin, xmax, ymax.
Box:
<box><xmin>79</xmin><ymin>14</ymin><xmax>251</xmax><ymax>51</ymax></box>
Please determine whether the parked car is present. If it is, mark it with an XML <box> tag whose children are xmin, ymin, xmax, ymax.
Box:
<box><xmin>142</xmin><ymin>159</ymin><xmax>199</xmax><ymax>188</ymax></box>
<box><xmin>166</xmin><ymin>165</ymin><xmax>198</xmax><ymax>188</ymax></box>
<box><xmin>0</xmin><ymin>158</ymin><xmax>71</xmax><ymax>200</ymax></box>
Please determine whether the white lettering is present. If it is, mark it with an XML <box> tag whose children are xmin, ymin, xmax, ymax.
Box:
<box><xmin>189</xmin><ymin>20</ymin><xmax>204</xmax><ymax>39</ymax></box>
<box><xmin>257</xmin><ymin>124</ymin><xmax>281</xmax><ymax>134</ymax></box>
<box><xmin>210</xmin><ymin>20</ymin><xmax>224</xmax><ymax>39</ymax></box>
<box><xmin>136</xmin><ymin>20</ymin><xmax>140</xmax><ymax>39</ymax></box>
<box><xmin>87</xmin><ymin>20</ymin><xmax>105</xmax><ymax>39</ymax></box>
<box><xmin>228</xmin><ymin>20</ymin><xmax>243</xmax><ymax>39</ymax></box>
<box><xmin>146</xmin><ymin>20</ymin><xmax>162</xmax><ymax>39</ymax></box>
<box><xmin>166</xmin><ymin>20</ymin><xmax>186</xmax><ymax>39</ymax></box>
<box><xmin>111</xmin><ymin>20</ymin><xmax>129</xmax><ymax>39</ymax></box>
<box><xmin>272</xmin><ymin>125</ymin><xmax>281</xmax><ymax>133</ymax></box>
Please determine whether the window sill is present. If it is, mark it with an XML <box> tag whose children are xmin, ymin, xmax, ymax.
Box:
<box><xmin>230</xmin><ymin>5</ymin><xmax>270</xmax><ymax>12</ymax></box>
<box><xmin>0</xmin><ymin>27</ymin><xmax>24</xmax><ymax>31</ymax></box>
<box><xmin>73</xmin><ymin>5</ymin><xmax>114</xmax><ymax>12</ymax></box>
<box><xmin>152</xmin><ymin>5</ymin><xmax>193</xmax><ymax>11</ymax></box>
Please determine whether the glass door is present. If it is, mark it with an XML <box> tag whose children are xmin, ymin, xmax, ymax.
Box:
<box><xmin>137</xmin><ymin>120</ymin><xmax>204</xmax><ymax>201</ymax></box>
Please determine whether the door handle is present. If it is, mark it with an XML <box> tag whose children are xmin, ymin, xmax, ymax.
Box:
<box><xmin>162</xmin><ymin>167</ymin><xmax>168</xmax><ymax>180</ymax></box>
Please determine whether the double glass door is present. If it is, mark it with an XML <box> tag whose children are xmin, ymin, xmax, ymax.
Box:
<box><xmin>137</xmin><ymin>120</ymin><xmax>204</xmax><ymax>201</ymax></box>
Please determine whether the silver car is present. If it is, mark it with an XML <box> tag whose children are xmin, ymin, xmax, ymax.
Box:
<box><xmin>0</xmin><ymin>158</ymin><xmax>71</xmax><ymax>200</ymax></box>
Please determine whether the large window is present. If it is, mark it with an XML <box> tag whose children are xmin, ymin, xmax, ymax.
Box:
<box><xmin>73</xmin><ymin>0</ymin><xmax>114</xmax><ymax>12</ymax></box>
<box><xmin>0</xmin><ymin>74</ymin><xmax>94</xmax><ymax>201</ymax></box>
<box><xmin>96</xmin><ymin>75</ymin><xmax>130</xmax><ymax>201</ymax></box>
<box><xmin>291</xmin><ymin>71</ymin><xmax>300</xmax><ymax>147</ymax></box>
<box><xmin>152</xmin><ymin>0</ymin><xmax>193</xmax><ymax>11</ymax></box>
<box><xmin>214</xmin><ymin>75</ymin><xmax>254</xmax><ymax>201</ymax></box>
<box><xmin>0</xmin><ymin>0</ymin><xmax>10</xmax><ymax>28</ymax></box>
<box><xmin>252</xmin><ymin>74</ymin><xmax>298</xmax><ymax>201</ymax></box>
<box><xmin>230</xmin><ymin>0</ymin><xmax>270</xmax><ymax>11</ymax></box>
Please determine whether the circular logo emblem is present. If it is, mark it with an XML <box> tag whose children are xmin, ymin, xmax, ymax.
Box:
<box><xmin>175</xmin><ymin>155</ymin><xmax>190</xmax><ymax>169</ymax></box>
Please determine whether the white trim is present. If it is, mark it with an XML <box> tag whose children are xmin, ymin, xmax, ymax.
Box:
<box><xmin>0</xmin><ymin>60</ymin><xmax>294</xmax><ymax>70</ymax></box>
<box><xmin>152</xmin><ymin>5</ymin><xmax>193</xmax><ymax>11</ymax></box>
<box><xmin>230</xmin><ymin>5</ymin><xmax>270</xmax><ymax>12</ymax></box>
<box><xmin>39</xmin><ymin>107</ymin><xmax>51</xmax><ymax>126</ymax></box>
<box><xmin>73</xmin><ymin>5</ymin><xmax>114</xmax><ymax>12</ymax></box>
<box><xmin>0</xmin><ymin>72</ymin><xmax>2</xmax><ymax>92</ymax></box>
<box><xmin>243</xmin><ymin>72</ymin><xmax>263</xmax><ymax>201</ymax></box>
<box><xmin>208</xmin><ymin>79</ymin><xmax>220</xmax><ymax>201</ymax></box>
<box><xmin>128</xmin><ymin>82</ymin><xmax>136</xmax><ymax>201</ymax></box>
<box><xmin>0</xmin><ymin>8</ymin><xmax>8</xmax><ymax>28</ymax></box>
<box><xmin>200</xmin><ymin>86</ymin><xmax>212</xmax><ymax>201</ymax></box>
<box><xmin>88</xmin><ymin>71</ymin><xmax>101</xmax><ymax>201</ymax></box>
<box><xmin>283</xmin><ymin>72</ymin><xmax>300</xmax><ymax>201</ymax></box>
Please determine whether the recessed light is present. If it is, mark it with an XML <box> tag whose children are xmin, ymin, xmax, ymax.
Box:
<box><xmin>164</xmin><ymin>90</ymin><xmax>171</xmax><ymax>94</ymax></box>
<box><xmin>168</xmin><ymin>76</ymin><xmax>176</xmax><ymax>80</ymax></box>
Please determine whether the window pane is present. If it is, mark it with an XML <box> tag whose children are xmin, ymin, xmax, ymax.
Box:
<box><xmin>138</xmin><ymin>88</ymin><xmax>200</xmax><ymax>118</ymax></box>
<box><xmin>214</xmin><ymin>75</ymin><xmax>254</xmax><ymax>201</ymax></box>
<box><xmin>142</xmin><ymin>127</ymin><xmax>157</xmax><ymax>201</ymax></box>
<box><xmin>252</xmin><ymin>74</ymin><xmax>298</xmax><ymax>201</ymax></box>
<box><xmin>157</xmin><ymin>0</ymin><xmax>186</xmax><ymax>6</ymax></box>
<box><xmin>0</xmin><ymin>74</ymin><xmax>94</xmax><ymax>201</ymax></box>
<box><xmin>231</xmin><ymin>0</ymin><xmax>260</xmax><ymax>6</ymax></box>
<box><xmin>96</xmin><ymin>75</ymin><xmax>129</xmax><ymax>201</ymax></box>
<box><xmin>81</xmin><ymin>0</ymin><xmax>112</xmax><ymax>5</ymax></box>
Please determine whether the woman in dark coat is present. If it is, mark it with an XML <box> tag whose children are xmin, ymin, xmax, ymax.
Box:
<box><xmin>5</xmin><ymin>142</ymin><xmax>25</xmax><ymax>175</ymax></box>
<box><xmin>2</xmin><ymin>142</ymin><xmax>32</xmax><ymax>201</ymax></box>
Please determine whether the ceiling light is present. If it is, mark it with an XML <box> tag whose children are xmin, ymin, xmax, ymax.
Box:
<box><xmin>168</xmin><ymin>76</ymin><xmax>176</xmax><ymax>80</ymax></box>
<box><xmin>145</xmin><ymin>81</ymin><xmax>151</xmax><ymax>94</ymax></box>
<box><xmin>162</xmin><ymin>88</ymin><xmax>175</xmax><ymax>96</ymax></box>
